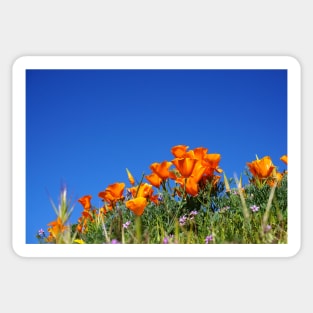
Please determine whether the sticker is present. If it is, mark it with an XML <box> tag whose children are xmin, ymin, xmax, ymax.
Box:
<box><xmin>12</xmin><ymin>56</ymin><xmax>301</xmax><ymax>257</ymax></box>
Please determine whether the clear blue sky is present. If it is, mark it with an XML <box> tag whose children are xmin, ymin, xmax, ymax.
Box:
<box><xmin>26</xmin><ymin>69</ymin><xmax>287</xmax><ymax>243</ymax></box>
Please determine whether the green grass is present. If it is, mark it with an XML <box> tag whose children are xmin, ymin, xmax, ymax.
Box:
<box><xmin>42</xmin><ymin>173</ymin><xmax>287</xmax><ymax>244</ymax></box>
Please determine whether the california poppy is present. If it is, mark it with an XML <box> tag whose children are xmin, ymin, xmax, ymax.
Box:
<box><xmin>171</xmin><ymin>157</ymin><xmax>198</xmax><ymax>178</ymax></box>
<box><xmin>176</xmin><ymin>176</ymin><xmax>199</xmax><ymax>196</ymax></box>
<box><xmin>171</xmin><ymin>145</ymin><xmax>189</xmax><ymax>158</ymax></box>
<box><xmin>202</xmin><ymin>154</ymin><xmax>223</xmax><ymax>174</ymax></box>
<box><xmin>190</xmin><ymin>160</ymin><xmax>206</xmax><ymax>182</ymax></box>
<box><xmin>150</xmin><ymin>161</ymin><xmax>172</xmax><ymax>180</ymax></box>
<box><xmin>47</xmin><ymin>217</ymin><xmax>68</xmax><ymax>238</ymax></box>
<box><xmin>247</xmin><ymin>156</ymin><xmax>275</xmax><ymax>180</ymax></box>
<box><xmin>78</xmin><ymin>195</ymin><xmax>92</xmax><ymax>211</ymax></box>
<box><xmin>145</xmin><ymin>173</ymin><xmax>162</xmax><ymax>188</ymax></box>
<box><xmin>136</xmin><ymin>183</ymin><xmax>154</xmax><ymax>199</ymax></box>
<box><xmin>98</xmin><ymin>182</ymin><xmax>125</xmax><ymax>203</ymax></box>
<box><xmin>267</xmin><ymin>171</ymin><xmax>284</xmax><ymax>187</ymax></box>
<box><xmin>81</xmin><ymin>210</ymin><xmax>93</xmax><ymax>221</ymax></box>
<box><xmin>193</xmin><ymin>147</ymin><xmax>208</xmax><ymax>160</ymax></box>
<box><xmin>125</xmin><ymin>197</ymin><xmax>147</xmax><ymax>216</ymax></box>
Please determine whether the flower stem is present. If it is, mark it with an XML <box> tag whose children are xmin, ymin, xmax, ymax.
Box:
<box><xmin>135</xmin><ymin>215</ymin><xmax>142</xmax><ymax>243</ymax></box>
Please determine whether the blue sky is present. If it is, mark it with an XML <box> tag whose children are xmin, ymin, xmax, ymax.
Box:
<box><xmin>26</xmin><ymin>69</ymin><xmax>287</xmax><ymax>243</ymax></box>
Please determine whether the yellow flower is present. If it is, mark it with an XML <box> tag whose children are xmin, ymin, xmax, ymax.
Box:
<box><xmin>74</xmin><ymin>239</ymin><xmax>85</xmax><ymax>244</ymax></box>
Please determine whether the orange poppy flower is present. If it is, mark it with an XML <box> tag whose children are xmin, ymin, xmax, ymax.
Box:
<box><xmin>126</xmin><ymin>168</ymin><xmax>135</xmax><ymax>185</ymax></box>
<box><xmin>202</xmin><ymin>154</ymin><xmax>223</xmax><ymax>174</ymax></box>
<box><xmin>81</xmin><ymin>211</ymin><xmax>93</xmax><ymax>221</ymax></box>
<box><xmin>280</xmin><ymin>155</ymin><xmax>288</xmax><ymax>165</ymax></box>
<box><xmin>98</xmin><ymin>190</ymin><xmax>116</xmax><ymax>203</ymax></box>
<box><xmin>125</xmin><ymin>197</ymin><xmax>147</xmax><ymax>216</ymax></box>
<box><xmin>76</xmin><ymin>224</ymin><xmax>83</xmax><ymax>233</ymax></box>
<box><xmin>171</xmin><ymin>145</ymin><xmax>189</xmax><ymax>158</ymax></box>
<box><xmin>247</xmin><ymin>156</ymin><xmax>275</xmax><ymax>180</ymax></box>
<box><xmin>186</xmin><ymin>177</ymin><xmax>200</xmax><ymax>196</ymax></box>
<box><xmin>127</xmin><ymin>183</ymin><xmax>154</xmax><ymax>199</ymax></box>
<box><xmin>267</xmin><ymin>171</ymin><xmax>284</xmax><ymax>187</ymax></box>
<box><xmin>98</xmin><ymin>182</ymin><xmax>125</xmax><ymax>203</ymax></box>
<box><xmin>145</xmin><ymin>173</ymin><xmax>162</xmax><ymax>188</ymax></box>
<box><xmin>183</xmin><ymin>150</ymin><xmax>195</xmax><ymax>159</ymax></box>
<box><xmin>172</xmin><ymin>158</ymin><xmax>198</xmax><ymax>178</ymax></box>
<box><xmin>176</xmin><ymin>177</ymin><xmax>199</xmax><ymax>196</ymax></box>
<box><xmin>191</xmin><ymin>160</ymin><xmax>206</xmax><ymax>182</ymax></box>
<box><xmin>150</xmin><ymin>161</ymin><xmax>172</xmax><ymax>180</ymax></box>
<box><xmin>174</xmin><ymin>160</ymin><xmax>206</xmax><ymax>196</ymax></box>
<box><xmin>78</xmin><ymin>195</ymin><xmax>92</xmax><ymax>211</ymax></box>
<box><xmin>47</xmin><ymin>217</ymin><xmax>68</xmax><ymax>238</ymax></box>
<box><xmin>136</xmin><ymin>183</ymin><xmax>154</xmax><ymax>198</ymax></box>
<box><xmin>193</xmin><ymin>147</ymin><xmax>208</xmax><ymax>160</ymax></box>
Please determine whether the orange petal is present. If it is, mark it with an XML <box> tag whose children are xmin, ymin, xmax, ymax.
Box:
<box><xmin>106</xmin><ymin>182</ymin><xmax>125</xmax><ymax>199</ymax></box>
<box><xmin>125</xmin><ymin>197</ymin><xmax>147</xmax><ymax>216</ymax></box>
<box><xmin>98</xmin><ymin>190</ymin><xmax>115</xmax><ymax>203</ymax></box>
<box><xmin>185</xmin><ymin>177</ymin><xmax>199</xmax><ymax>196</ymax></box>
<box><xmin>82</xmin><ymin>211</ymin><xmax>93</xmax><ymax>220</ymax></box>
<box><xmin>150</xmin><ymin>161</ymin><xmax>172</xmax><ymax>179</ymax></box>
<box><xmin>145</xmin><ymin>173</ymin><xmax>162</xmax><ymax>188</ymax></box>
<box><xmin>172</xmin><ymin>158</ymin><xmax>198</xmax><ymax>178</ymax></box>
<box><xmin>202</xmin><ymin>154</ymin><xmax>221</xmax><ymax>169</ymax></box>
<box><xmin>193</xmin><ymin>147</ymin><xmax>208</xmax><ymax>160</ymax></box>
<box><xmin>171</xmin><ymin>145</ymin><xmax>189</xmax><ymax>158</ymax></box>
<box><xmin>136</xmin><ymin>183</ymin><xmax>154</xmax><ymax>198</ymax></box>
<box><xmin>190</xmin><ymin>160</ymin><xmax>206</xmax><ymax>183</ymax></box>
<box><xmin>247</xmin><ymin>156</ymin><xmax>275</xmax><ymax>179</ymax></box>
<box><xmin>280</xmin><ymin>155</ymin><xmax>288</xmax><ymax>165</ymax></box>
<box><xmin>78</xmin><ymin>195</ymin><xmax>92</xmax><ymax>210</ymax></box>
<box><xmin>99</xmin><ymin>182</ymin><xmax>125</xmax><ymax>203</ymax></box>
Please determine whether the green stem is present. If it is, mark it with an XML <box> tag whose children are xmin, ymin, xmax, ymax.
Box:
<box><xmin>135</xmin><ymin>172</ymin><xmax>145</xmax><ymax>198</ymax></box>
<box><xmin>135</xmin><ymin>215</ymin><xmax>142</xmax><ymax>243</ymax></box>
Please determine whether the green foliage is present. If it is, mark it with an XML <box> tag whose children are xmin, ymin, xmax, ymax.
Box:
<box><xmin>63</xmin><ymin>174</ymin><xmax>288</xmax><ymax>244</ymax></box>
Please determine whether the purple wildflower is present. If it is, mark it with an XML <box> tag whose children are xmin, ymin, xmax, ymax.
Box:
<box><xmin>163</xmin><ymin>237</ymin><xmax>169</xmax><ymax>244</ymax></box>
<box><xmin>37</xmin><ymin>228</ymin><xmax>45</xmax><ymax>237</ymax></box>
<box><xmin>250</xmin><ymin>204</ymin><xmax>259</xmax><ymax>212</ymax></box>
<box><xmin>123</xmin><ymin>221</ymin><xmax>131</xmax><ymax>229</ymax></box>
<box><xmin>157</xmin><ymin>194</ymin><xmax>164</xmax><ymax>202</ymax></box>
<box><xmin>179</xmin><ymin>215</ymin><xmax>187</xmax><ymax>226</ymax></box>
<box><xmin>189</xmin><ymin>210</ymin><xmax>198</xmax><ymax>220</ymax></box>
<box><xmin>126</xmin><ymin>189</ymin><xmax>132</xmax><ymax>200</ymax></box>
<box><xmin>111</xmin><ymin>239</ymin><xmax>120</xmax><ymax>244</ymax></box>
<box><xmin>264</xmin><ymin>224</ymin><xmax>272</xmax><ymax>233</ymax></box>
<box><xmin>205</xmin><ymin>235</ymin><xmax>213</xmax><ymax>244</ymax></box>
